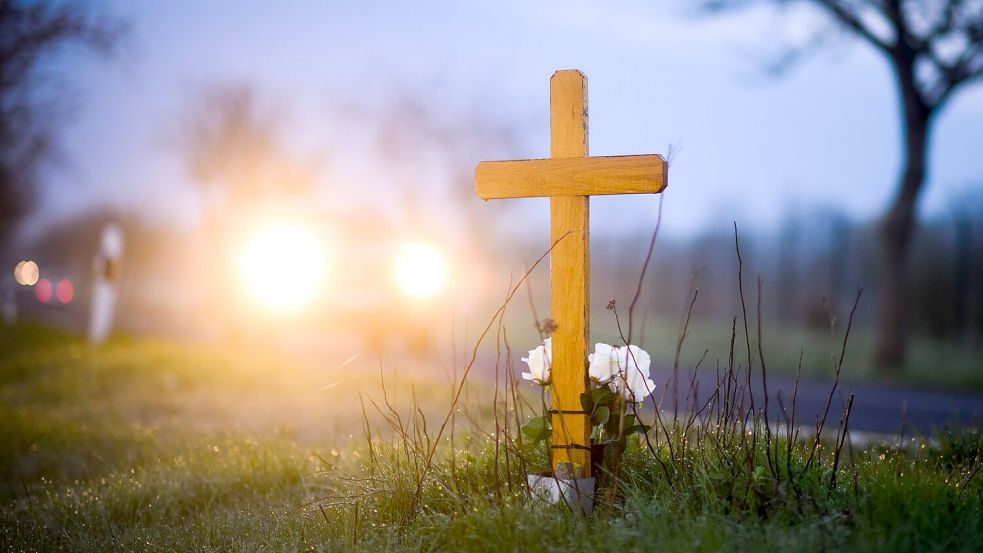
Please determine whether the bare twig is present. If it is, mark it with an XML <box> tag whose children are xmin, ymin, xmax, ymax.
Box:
<box><xmin>626</xmin><ymin>194</ymin><xmax>665</xmax><ymax>346</ymax></box>
<box><xmin>806</xmin><ymin>288</ymin><xmax>863</xmax><ymax>471</ymax></box>
<box><xmin>830</xmin><ymin>393</ymin><xmax>855</xmax><ymax>489</ymax></box>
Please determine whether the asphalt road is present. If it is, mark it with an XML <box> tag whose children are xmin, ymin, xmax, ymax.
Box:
<box><xmin>648</xmin><ymin>365</ymin><xmax>983</xmax><ymax>435</ymax></box>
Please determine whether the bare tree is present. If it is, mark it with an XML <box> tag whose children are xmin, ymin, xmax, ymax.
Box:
<box><xmin>0</xmin><ymin>0</ymin><xmax>125</xmax><ymax>244</ymax></box>
<box><xmin>705</xmin><ymin>0</ymin><xmax>983</xmax><ymax>369</ymax></box>
<box><xmin>175</xmin><ymin>83</ymin><xmax>318</xmax><ymax>210</ymax></box>
<box><xmin>330</xmin><ymin>86</ymin><xmax>528</xmax><ymax>248</ymax></box>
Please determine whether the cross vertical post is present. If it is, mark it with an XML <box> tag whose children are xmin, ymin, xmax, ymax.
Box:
<box><xmin>548</xmin><ymin>70</ymin><xmax>591</xmax><ymax>475</ymax></box>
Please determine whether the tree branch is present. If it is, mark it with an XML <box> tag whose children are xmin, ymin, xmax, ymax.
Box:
<box><xmin>932</xmin><ymin>43</ymin><xmax>983</xmax><ymax>107</ymax></box>
<box><xmin>925</xmin><ymin>0</ymin><xmax>965</xmax><ymax>44</ymax></box>
<box><xmin>814</xmin><ymin>0</ymin><xmax>894</xmax><ymax>53</ymax></box>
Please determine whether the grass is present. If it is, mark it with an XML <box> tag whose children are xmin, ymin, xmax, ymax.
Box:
<box><xmin>1</xmin><ymin>322</ymin><xmax>981</xmax><ymax>551</ymax></box>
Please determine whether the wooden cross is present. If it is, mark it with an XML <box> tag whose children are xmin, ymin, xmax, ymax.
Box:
<box><xmin>474</xmin><ymin>70</ymin><xmax>668</xmax><ymax>476</ymax></box>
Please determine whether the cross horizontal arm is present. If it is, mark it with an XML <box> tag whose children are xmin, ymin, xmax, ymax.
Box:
<box><xmin>474</xmin><ymin>154</ymin><xmax>667</xmax><ymax>200</ymax></box>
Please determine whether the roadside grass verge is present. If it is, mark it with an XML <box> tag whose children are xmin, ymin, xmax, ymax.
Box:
<box><xmin>1</xmin><ymin>323</ymin><xmax>981</xmax><ymax>551</ymax></box>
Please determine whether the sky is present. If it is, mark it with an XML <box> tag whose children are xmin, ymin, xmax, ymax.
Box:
<box><xmin>35</xmin><ymin>0</ymin><xmax>983</xmax><ymax>240</ymax></box>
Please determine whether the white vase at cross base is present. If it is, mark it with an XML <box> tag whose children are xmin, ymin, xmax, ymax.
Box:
<box><xmin>526</xmin><ymin>474</ymin><xmax>595</xmax><ymax>515</ymax></box>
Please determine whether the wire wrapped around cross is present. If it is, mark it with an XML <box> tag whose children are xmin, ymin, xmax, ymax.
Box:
<box><xmin>548</xmin><ymin>409</ymin><xmax>591</xmax><ymax>451</ymax></box>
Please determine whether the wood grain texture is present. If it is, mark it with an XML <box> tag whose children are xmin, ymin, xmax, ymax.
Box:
<box><xmin>548</xmin><ymin>70</ymin><xmax>591</xmax><ymax>476</ymax></box>
<box><xmin>474</xmin><ymin>154</ymin><xmax>667</xmax><ymax>200</ymax></box>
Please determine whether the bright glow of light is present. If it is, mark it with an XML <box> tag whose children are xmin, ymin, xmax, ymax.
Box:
<box><xmin>14</xmin><ymin>260</ymin><xmax>39</xmax><ymax>286</ymax></box>
<box><xmin>35</xmin><ymin>278</ymin><xmax>52</xmax><ymax>303</ymax></box>
<box><xmin>236</xmin><ymin>222</ymin><xmax>327</xmax><ymax>313</ymax></box>
<box><xmin>56</xmin><ymin>279</ymin><xmax>74</xmax><ymax>304</ymax></box>
<box><xmin>394</xmin><ymin>243</ymin><xmax>450</xmax><ymax>300</ymax></box>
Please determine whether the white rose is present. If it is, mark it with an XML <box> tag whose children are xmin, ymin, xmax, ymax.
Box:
<box><xmin>588</xmin><ymin>343</ymin><xmax>618</xmax><ymax>384</ymax></box>
<box><xmin>521</xmin><ymin>338</ymin><xmax>552</xmax><ymax>385</ymax></box>
<box><xmin>609</xmin><ymin>344</ymin><xmax>655</xmax><ymax>401</ymax></box>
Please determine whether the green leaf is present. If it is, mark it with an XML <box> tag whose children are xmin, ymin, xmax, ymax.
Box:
<box><xmin>602</xmin><ymin>413</ymin><xmax>640</xmax><ymax>437</ymax></box>
<box><xmin>521</xmin><ymin>416</ymin><xmax>551</xmax><ymax>442</ymax></box>
<box><xmin>591</xmin><ymin>387</ymin><xmax>615</xmax><ymax>406</ymax></box>
<box><xmin>604</xmin><ymin>412</ymin><xmax>628</xmax><ymax>435</ymax></box>
<box><xmin>591</xmin><ymin>406</ymin><xmax>610</xmax><ymax>426</ymax></box>
<box><xmin>579</xmin><ymin>393</ymin><xmax>594</xmax><ymax>415</ymax></box>
<box><xmin>621</xmin><ymin>414</ymin><xmax>636</xmax><ymax>430</ymax></box>
<box><xmin>626</xmin><ymin>424</ymin><xmax>652</xmax><ymax>436</ymax></box>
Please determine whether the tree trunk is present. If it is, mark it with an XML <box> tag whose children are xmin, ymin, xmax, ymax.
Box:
<box><xmin>874</xmin><ymin>66</ymin><xmax>932</xmax><ymax>371</ymax></box>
